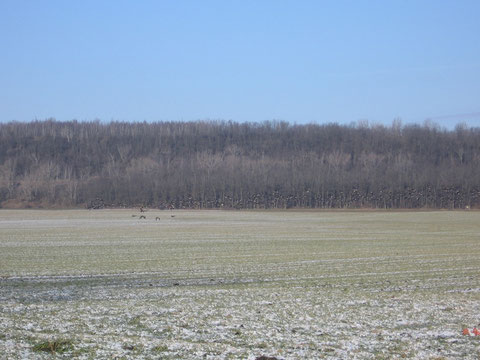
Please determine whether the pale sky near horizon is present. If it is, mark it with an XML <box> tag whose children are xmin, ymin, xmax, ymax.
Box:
<box><xmin>1</xmin><ymin>0</ymin><xmax>479</xmax><ymax>129</ymax></box>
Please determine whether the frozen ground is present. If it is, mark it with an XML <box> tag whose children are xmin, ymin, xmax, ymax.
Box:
<box><xmin>0</xmin><ymin>209</ymin><xmax>479</xmax><ymax>359</ymax></box>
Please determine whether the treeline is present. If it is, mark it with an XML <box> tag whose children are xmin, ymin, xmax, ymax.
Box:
<box><xmin>0</xmin><ymin>119</ymin><xmax>479</xmax><ymax>209</ymax></box>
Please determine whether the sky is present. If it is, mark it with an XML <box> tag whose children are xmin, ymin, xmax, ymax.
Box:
<box><xmin>1</xmin><ymin>0</ymin><xmax>479</xmax><ymax>129</ymax></box>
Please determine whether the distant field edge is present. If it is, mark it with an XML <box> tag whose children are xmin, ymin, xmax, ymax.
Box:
<box><xmin>0</xmin><ymin>204</ymin><xmax>477</xmax><ymax>212</ymax></box>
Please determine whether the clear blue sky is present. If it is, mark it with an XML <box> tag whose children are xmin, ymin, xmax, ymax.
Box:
<box><xmin>1</xmin><ymin>0</ymin><xmax>479</xmax><ymax>129</ymax></box>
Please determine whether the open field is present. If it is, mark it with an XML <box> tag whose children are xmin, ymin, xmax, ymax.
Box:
<box><xmin>1</xmin><ymin>209</ymin><xmax>479</xmax><ymax>359</ymax></box>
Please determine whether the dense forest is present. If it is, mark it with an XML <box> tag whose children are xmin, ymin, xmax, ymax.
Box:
<box><xmin>0</xmin><ymin>119</ymin><xmax>479</xmax><ymax>209</ymax></box>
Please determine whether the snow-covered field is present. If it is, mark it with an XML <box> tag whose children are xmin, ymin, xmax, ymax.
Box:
<box><xmin>1</xmin><ymin>209</ymin><xmax>479</xmax><ymax>359</ymax></box>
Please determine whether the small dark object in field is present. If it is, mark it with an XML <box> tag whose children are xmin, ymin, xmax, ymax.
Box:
<box><xmin>149</xmin><ymin>283</ymin><xmax>153</xmax><ymax>287</ymax></box>
<box><xmin>173</xmin><ymin>282</ymin><xmax>180</xmax><ymax>286</ymax></box>
<box><xmin>131</xmin><ymin>214</ymin><xmax>137</xmax><ymax>217</ymax></box>
<box><xmin>155</xmin><ymin>217</ymin><xmax>160</xmax><ymax>221</ymax></box>
<box><xmin>139</xmin><ymin>215</ymin><xmax>146</xmax><ymax>219</ymax></box>
<box><xmin>255</xmin><ymin>356</ymin><xmax>280</xmax><ymax>360</ymax></box>
<box><xmin>171</xmin><ymin>215</ymin><xmax>175</xmax><ymax>218</ymax></box>
<box><xmin>123</xmin><ymin>344</ymin><xmax>135</xmax><ymax>351</ymax></box>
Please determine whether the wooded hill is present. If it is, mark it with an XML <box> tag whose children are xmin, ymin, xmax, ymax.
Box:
<box><xmin>1</xmin><ymin>119</ymin><xmax>479</xmax><ymax>209</ymax></box>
